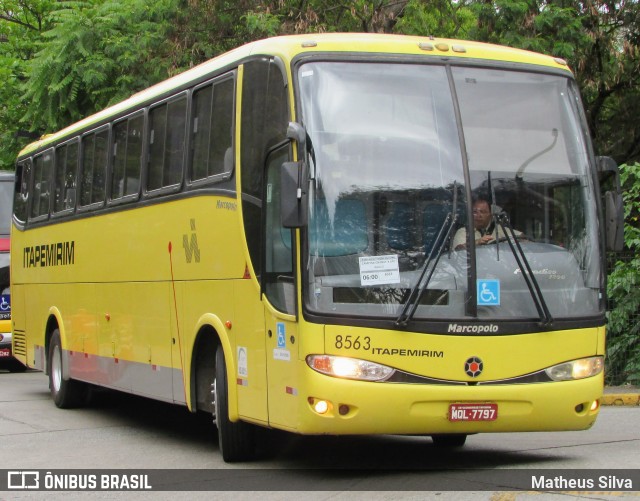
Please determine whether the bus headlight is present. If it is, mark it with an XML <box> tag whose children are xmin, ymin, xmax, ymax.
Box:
<box><xmin>545</xmin><ymin>356</ymin><xmax>604</xmax><ymax>381</ymax></box>
<box><xmin>306</xmin><ymin>355</ymin><xmax>395</xmax><ymax>381</ymax></box>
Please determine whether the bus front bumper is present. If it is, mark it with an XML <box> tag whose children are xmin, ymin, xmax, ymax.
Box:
<box><xmin>291</xmin><ymin>368</ymin><xmax>603</xmax><ymax>435</ymax></box>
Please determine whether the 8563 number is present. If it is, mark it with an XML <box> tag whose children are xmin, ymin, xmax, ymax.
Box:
<box><xmin>334</xmin><ymin>335</ymin><xmax>371</xmax><ymax>350</ymax></box>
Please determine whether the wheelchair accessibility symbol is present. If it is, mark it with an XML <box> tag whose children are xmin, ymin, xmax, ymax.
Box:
<box><xmin>0</xmin><ymin>295</ymin><xmax>10</xmax><ymax>311</ymax></box>
<box><xmin>477</xmin><ymin>279</ymin><xmax>500</xmax><ymax>306</ymax></box>
<box><xmin>276</xmin><ymin>322</ymin><xmax>286</xmax><ymax>348</ymax></box>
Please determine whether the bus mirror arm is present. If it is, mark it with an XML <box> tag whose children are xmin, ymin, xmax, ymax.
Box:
<box><xmin>287</xmin><ymin>122</ymin><xmax>307</xmax><ymax>158</ymax></box>
<box><xmin>281</xmin><ymin>161</ymin><xmax>308</xmax><ymax>228</ymax></box>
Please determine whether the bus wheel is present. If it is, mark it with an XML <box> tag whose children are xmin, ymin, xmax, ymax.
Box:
<box><xmin>213</xmin><ymin>344</ymin><xmax>256</xmax><ymax>462</ymax></box>
<box><xmin>431</xmin><ymin>434</ymin><xmax>467</xmax><ymax>447</ymax></box>
<box><xmin>49</xmin><ymin>329</ymin><xmax>87</xmax><ymax>408</ymax></box>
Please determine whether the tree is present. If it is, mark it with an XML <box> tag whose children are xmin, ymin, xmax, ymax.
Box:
<box><xmin>21</xmin><ymin>0</ymin><xmax>180</xmax><ymax>134</ymax></box>
<box><xmin>0</xmin><ymin>0</ymin><xmax>55</xmax><ymax>168</ymax></box>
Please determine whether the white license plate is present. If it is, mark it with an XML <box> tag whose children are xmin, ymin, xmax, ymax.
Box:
<box><xmin>449</xmin><ymin>403</ymin><xmax>498</xmax><ymax>421</ymax></box>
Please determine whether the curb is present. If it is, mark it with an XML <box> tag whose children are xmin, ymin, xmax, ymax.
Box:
<box><xmin>601</xmin><ymin>393</ymin><xmax>640</xmax><ymax>406</ymax></box>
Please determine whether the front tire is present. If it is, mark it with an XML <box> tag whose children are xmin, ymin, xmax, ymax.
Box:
<box><xmin>49</xmin><ymin>329</ymin><xmax>87</xmax><ymax>408</ymax></box>
<box><xmin>214</xmin><ymin>344</ymin><xmax>256</xmax><ymax>462</ymax></box>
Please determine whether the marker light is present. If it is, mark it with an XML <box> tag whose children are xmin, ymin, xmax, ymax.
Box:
<box><xmin>306</xmin><ymin>355</ymin><xmax>395</xmax><ymax>381</ymax></box>
<box><xmin>544</xmin><ymin>356</ymin><xmax>604</xmax><ymax>381</ymax></box>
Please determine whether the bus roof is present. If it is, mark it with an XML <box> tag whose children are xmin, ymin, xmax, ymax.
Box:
<box><xmin>18</xmin><ymin>33</ymin><xmax>571</xmax><ymax>158</ymax></box>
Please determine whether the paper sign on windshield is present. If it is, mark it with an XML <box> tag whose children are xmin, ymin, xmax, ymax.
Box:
<box><xmin>359</xmin><ymin>255</ymin><xmax>400</xmax><ymax>286</ymax></box>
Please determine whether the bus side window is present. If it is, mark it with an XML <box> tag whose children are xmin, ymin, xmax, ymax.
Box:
<box><xmin>240</xmin><ymin>58</ymin><xmax>289</xmax><ymax>278</ymax></box>
<box><xmin>30</xmin><ymin>150</ymin><xmax>53</xmax><ymax>220</ymax></box>
<box><xmin>54</xmin><ymin>139</ymin><xmax>78</xmax><ymax>213</ymax></box>
<box><xmin>14</xmin><ymin>161</ymin><xmax>31</xmax><ymax>223</ymax></box>
<box><xmin>264</xmin><ymin>145</ymin><xmax>295</xmax><ymax>314</ymax></box>
<box><xmin>191</xmin><ymin>76</ymin><xmax>235</xmax><ymax>183</ymax></box>
<box><xmin>147</xmin><ymin>94</ymin><xmax>187</xmax><ymax>192</ymax></box>
<box><xmin>112</xmin><ymin>113</ymin><xmax>143</xmax><ymax>201</ymax></box>
<box><xmin>80</xmin><ymin>128</ymin><xmax>108</xmax><ymax>207</ymax></box>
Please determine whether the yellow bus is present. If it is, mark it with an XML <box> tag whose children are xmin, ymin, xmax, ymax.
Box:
<box><xmin>11</xmin><ymin>33</ymin><xmax>624</xmax><ymax>461</ymax></box>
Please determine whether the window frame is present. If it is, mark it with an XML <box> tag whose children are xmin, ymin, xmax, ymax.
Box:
<box><xmin>186</xmin><ymin>71</ymin><xmax>237</xmax><ymax>189</ymax></box>
<box><xmin>108</xmin><ymin>110</ymin><xmax>145</xmax><ymax>206</ymax></box>
<box><xmin>28</xmin><ymin>147</ymin><xmax>54</xmax><ymax>223</ymax></box>
<box><xmin>78</xmin><ymin>124</ymin><xmax>111</xmax><ymax>214</ymax></box>
<box><xmin>13</xmin><ymin>159</ymin><xmax>32</xmax><ymax>225</ymax></box>
<box><xmin>52</xmin><ymin>136</ymin><xmax>79</xmax><ymax>218</ymax></box>
<box><xmin>144</xmin><ymin>91</ymin><xmax>189</xmax><ymax>199</ymax></box>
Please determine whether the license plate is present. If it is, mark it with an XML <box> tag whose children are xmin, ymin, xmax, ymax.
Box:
<box><xmin>449</xmin><ymin>403</ymin><xmax>498</xmax><ymax>421</ymax></box>
<box><xmin>0</xmin><ymin>348</ymin><xmax>10</xmax><ymax>358</ymax></box>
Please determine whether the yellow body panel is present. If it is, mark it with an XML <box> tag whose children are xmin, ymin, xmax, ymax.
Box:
<box><xmin>324</xmin><ymin>325</ymin><xmax>603</xmax><ymax>382</ymax></box>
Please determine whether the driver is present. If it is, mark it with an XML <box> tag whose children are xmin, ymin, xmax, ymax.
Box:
<box><xmin>453</xmin><ymin>198</ymin><xmax>522</xmax><ymax>250</ymax></box>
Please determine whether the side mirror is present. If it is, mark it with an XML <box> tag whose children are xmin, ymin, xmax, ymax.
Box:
<box><xmin>597</xmin><ymin>156</ymin><xmax>620</xmax><ymax>185</ymax></box>
<box><xmin>281</xmin><ymin>161</ymin><xmax>308</xmax><ymax>228</ymax></box>
<box><xmin>280</xmin><ymin>122</ymin><xmax>310</xmax><ymax>228</ymax></box>
<box><xmin>596</xmin><ymin>157</ymin><xmax>624</xmax><ymax>252</ymax></box>
<box><xmin>604</xmin><ymin>190</ymin><xmax>624</xmax><ymax>251</ymax></box>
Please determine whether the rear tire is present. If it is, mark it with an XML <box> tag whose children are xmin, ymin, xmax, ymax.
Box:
<box><xmin>214</xmin><ymin>344</ymin><xmax>256</xmax><ymax>462</ymax></box>
<box><xmin>431</xmin><ymin>434</ymin><xmax>467</xmax><ymax>447</ymax></box>
<box><xmin>49</xmin><ymin>329</ymin><xmax>87</xmax><ymax>408</ymax></box>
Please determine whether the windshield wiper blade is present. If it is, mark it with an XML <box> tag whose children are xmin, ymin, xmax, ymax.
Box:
<box><xmin>395</xmin><ymin>211</ymin><xmax>457</xmax><ymax>327</ymax></box>
<box><xmin>495</xmin><ymin>212</ymin><xmax>553</xmax><ymax>327</ymax></box>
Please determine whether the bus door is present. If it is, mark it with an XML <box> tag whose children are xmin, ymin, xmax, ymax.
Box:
<box><xmin>263</xmin><ymin>145</ymin><xmax>299</xmax><ymax>429</ymax></box>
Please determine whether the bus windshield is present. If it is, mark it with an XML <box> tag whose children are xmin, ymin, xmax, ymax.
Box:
<box><xmin>298</xmin><ymin>61</ymin><xmax>602</xmax><ymax>325</ymax></box>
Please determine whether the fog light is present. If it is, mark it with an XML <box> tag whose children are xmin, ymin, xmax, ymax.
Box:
<box><xmin>314</xmin><ymin>400</ymin><xmax>329</xmax><ymax>414</ymax></box>
<box><xmin>591</xmin><ymin>400</ymin><xmax>600</xmax><ymax>411</ymax></box>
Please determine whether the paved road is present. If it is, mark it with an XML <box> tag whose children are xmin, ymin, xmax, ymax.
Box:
<box><xmin>1</xmin><ymin>370</ymin><xmax>639</xmax><ymax>500</ymax></box>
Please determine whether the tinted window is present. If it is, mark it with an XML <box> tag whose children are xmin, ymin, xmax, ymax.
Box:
<box><xmin>13</xmin><ymin>163</ymin><xmax>28</xmax><ymax>224</ymax></box>
<box><xmin>80</xmin><ymin>128</ymin><xmax>108</xmax><ymax>206</ymax></box>
<box><xmin>148</xmin><ymin>95</ymin><xmax>187</xmax><ymax>191</ymax></box>
<box><xmin>112</xmin><ymin>114</ymin><xmax>143</xmax><ymax>200</ymax></box>
<box><xmin>240</xmin><ymin>59</ymin><xmax>289</xmax><ymax>277</ymax></box>
<box><xmin>191</xmin><ymin>76</ymin><xmax>234</xmax><ymax>182</ymax></box>
<box><xmin>30</xmin><ymin>150</ymin><xmax>53</xmax><ymax>219</ymax></box>
<box><xmin>54</xmin><ymin>140</ymin><xmax>78</xmax><ymax>213</ymax></box>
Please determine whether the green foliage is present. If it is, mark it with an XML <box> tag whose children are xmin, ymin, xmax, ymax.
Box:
<box><xmin>606</xmin><ymin>163</ymin><xmax>640</xmax><ymax>385</ymax></box>
<box><xmin>0</xmin><ymin>0</ymin><xmax>56</xmax><ymax>168</ymax></box>
<box><xmin>21</xmin><ymin>0</ymin><xmax>179</xmax><ymax>134</ymax></box>
<box><xmin>394</xmin><ymin>0</ymin><xmax>476</xmax><ymax>38</ymax></box>
<box><xmin>243</xmin><ymin>10</ymin><xmax>282</xmax><ymax>38</ymax></box>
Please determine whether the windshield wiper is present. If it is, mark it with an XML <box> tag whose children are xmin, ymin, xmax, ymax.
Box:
<box><xmin>494</xmin><ymin>210</ymin><xmax>553</xmax><ymax>327</ymax></box>
<box><xmin>395</xmin><ymin>211</ymin><xmax>458</xmax><ymax>328</ymax></box>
